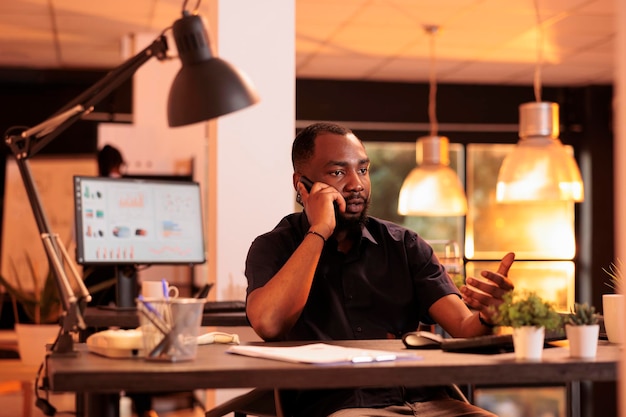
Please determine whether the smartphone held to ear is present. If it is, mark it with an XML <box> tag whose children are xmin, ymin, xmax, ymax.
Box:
<box><xmin>300</xmin><ymin>176</ymin><xmax>314</xmax><ymax>192</ymax></box>
<box><xmin>299</xmin><ymin>176</ymin><xmax>341</xmax><ymax>215</ymax></box>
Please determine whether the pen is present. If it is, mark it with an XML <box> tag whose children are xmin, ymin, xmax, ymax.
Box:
<box><xmin>160</xmin><ymin>279</ymin><xmax>174</xmax><ymax>325</ymax></box>
<box><xmin>195</xmin><ymin>283</ymin><xmax>213</xmax><ymax>299</ymax></box>
<box><xmin>350</xmin><ymin>355</ymin><xmax>374</xmax><ymax>363</ymax></box>
<box><xmin>137</xmin><ymin>295</ymin><xmax>162</xmax><ymax>316</ymax></box>
<box><xmin>350</xmin><ymin>353</ymin><xmax>396</xmax><ymax>363</ymax></box>
<box><xmin>136</xmin><ymin>303</ymin><xmax>170</xmax><ymax>336</ymax></box>
<box><xmin>136</xmin><ymin>296</ymin><xmax>170</xmax><ymax>335</ymax></box>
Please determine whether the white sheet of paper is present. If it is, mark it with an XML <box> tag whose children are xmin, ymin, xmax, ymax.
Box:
<box><xmin>227</xmin><ymin>343</ymin><xmax>421</xmax><ymax>364</ymax></box>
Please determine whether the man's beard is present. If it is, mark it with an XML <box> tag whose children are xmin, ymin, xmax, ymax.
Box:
<box><xmin>336</xmin><ymin>197</ymin><xmax>369</xmax><ymax>235</ymax></box>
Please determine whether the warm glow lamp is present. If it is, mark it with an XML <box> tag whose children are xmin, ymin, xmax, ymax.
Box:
<box><xmin>496</xmin><ymin>0</ymin><xmax>583</xmax><ymax>203</ymax></box>
<box><xmin>397</xmin><ymin>25</ymin><xmax>467</xmax><ymax>216</ymax></box>
<box><xmin>496</xmin><ymin>102</ymin><xmax>584</xmax><ymax>202</ymax></box>
<box><xmin>3</xmin><ymin>2</ymin><xmax>259</xmax><ymax>355</ymax></box>
<box><xmin>398</xmin><ymin>136</ymin><xmax>468</xmax><ymax>216</ymax></box>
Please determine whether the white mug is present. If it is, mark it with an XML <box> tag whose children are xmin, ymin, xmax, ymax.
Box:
<box><xmin>141</xmin><ymin>280</ymin><xmax>179</xmax><ymax>299</ymax></box>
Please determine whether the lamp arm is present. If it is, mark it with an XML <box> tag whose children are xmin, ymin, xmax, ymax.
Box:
<box><xmin>3</xmin><ymin>34</ymin><xmax>169</xmax><ymax>355</ymax></box>
<box><xmin>7</xmin><ymin>35</ymin><xmax>169</xmax><ymax>159</ymax></box>
<box><xmin>14</xmin><ymin>158</ymin><xmax>86</xmax><ymax>346</ymax></box>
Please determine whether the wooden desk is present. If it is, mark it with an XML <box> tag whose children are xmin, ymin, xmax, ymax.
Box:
<box><xmin>46</xmin><ymin>339</ymin><xmax>618</xmax><ymax>416</ymax></box>
<box><xmin>83</xmin><ymin>306</ymin><xmax>248</xmax><ymax>328</ymax></box>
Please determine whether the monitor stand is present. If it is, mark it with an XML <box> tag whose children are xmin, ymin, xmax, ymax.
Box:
<box><xmin>97</xmin><ymin>265</ymin><xmax>138</xmax><ymax>311</ymax></box>
<box><xmin>115</xmin><ymin>265</ymin><xmax>138</xmax><ymax>309</ymax></box>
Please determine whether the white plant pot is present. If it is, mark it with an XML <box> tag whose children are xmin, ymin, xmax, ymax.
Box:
<box><xmin>512</xmin><ymin>326</ymin><xmax>545</xmax><ymax>361</ymax></box>
<box><xmin>15</xmin><ymin>323</ymin><xmax>60</xmax><ymax>365</ymax></box>
<box><xmin>565</xmin><ymin>324</ymin><xmax>600</xmax><ymax>358</ymax></box>
<box><xmin>602</xmin><ymin>294</ymin><xmax>624</xmax><ymax>343</ymax></box>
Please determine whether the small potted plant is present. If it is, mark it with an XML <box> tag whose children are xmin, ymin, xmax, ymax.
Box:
<box><xmin>602</xmin><ymin>260</ymin><xmax>623</xmax><ymax>343</ymax></box>
<box><xmin>491</xmin><ymin>290</ymin><xmax>562</xmax><ymax>360</ymax></box>
<box><xmin>565</xmin><ymin>302</ymin><xmax>600</xmax><ymax>358</ymax></box>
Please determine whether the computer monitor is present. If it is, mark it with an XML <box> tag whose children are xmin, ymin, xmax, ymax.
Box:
<box><xmin>73</xmin><ymin>176</ymin><xmax>206</xmax><ymax>309</ymax></box>
<box><xmin>74</xmin><ymin>176</ymin><xmax>206</xmax><ymax>266</ymax></box>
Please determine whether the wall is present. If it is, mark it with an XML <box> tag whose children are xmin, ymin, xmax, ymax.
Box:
<box><xmin>616</xmin><ymin>1</ymin><xmax>626</xmax><ymax>415</ymax></box>
<box><xmin>214</xmin><ymin>0</ymin><xmax>295</xmax><ymax>303</ymax></box>
<box><xmin>210</xmin><ymin>0</ymin><xmax>295</xmax><ymax>406</ymax></box>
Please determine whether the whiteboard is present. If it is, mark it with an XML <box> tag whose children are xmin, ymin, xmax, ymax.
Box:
<box><xmin>1</xmin><ymin>156</ymin><xmax>97</xmax><ymax>292</ymax></box>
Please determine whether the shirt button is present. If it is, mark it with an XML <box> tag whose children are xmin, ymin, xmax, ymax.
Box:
<box><xmin>356</xmin><ymin>327</ymin><xmax>362</xmax><ymax>332</ymax></box>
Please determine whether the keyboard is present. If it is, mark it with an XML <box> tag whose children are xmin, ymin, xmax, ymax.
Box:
<box><xmin>203</xmin><ymin>300</ymin><xmax>246</xmax><ymax>313</ymax></box>
<box><xmin>403</xmin><ymin>328</ymin><xmax>565</xmax><ymax>354</ymax></box>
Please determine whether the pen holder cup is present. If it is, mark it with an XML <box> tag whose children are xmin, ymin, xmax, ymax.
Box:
<box><xmin>137</xmin><ymin>297</ymin><xmax>206</xmax><ymax>362</ymax></box>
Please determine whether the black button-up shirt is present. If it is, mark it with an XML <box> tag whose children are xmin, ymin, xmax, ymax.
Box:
<box><xmin>245</xmin><ymin>212</ymin><xmax>460</xmax><ymax>416</ymax></box>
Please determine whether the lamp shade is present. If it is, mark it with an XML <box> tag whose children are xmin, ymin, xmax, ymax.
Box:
<box><xmin>496</xmin><ymin>102</ymin><xmax>584</xmax><ymax>202</ymax></box>
<box><xmin>398</xmin><ymin>136</ymin><xmax>468</xmax><ymax>216</ymax></box>
<box><xmin>167</xmin><ymin>12</ymin><xmax>259</xmax><ymax>127</ymax></box>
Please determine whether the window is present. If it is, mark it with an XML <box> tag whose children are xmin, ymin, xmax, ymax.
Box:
<box><xmin>365</xmin><ymin>141</ymin><xmax>575</xmax><ymax>312</ymax></box>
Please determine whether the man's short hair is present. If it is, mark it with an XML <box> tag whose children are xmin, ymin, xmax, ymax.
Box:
<box><xmin>292</xmin><ymin>122</ymin><xmax>353</xmax><ymax>171</ymax></box>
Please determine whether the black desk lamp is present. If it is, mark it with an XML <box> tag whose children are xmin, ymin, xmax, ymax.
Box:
<box><xmin>3</xmin><ymin>7</ymin><xmax>259</xmax><ymax>356</ymax></box>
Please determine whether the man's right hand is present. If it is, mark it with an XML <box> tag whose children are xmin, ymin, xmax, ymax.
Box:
<box><xmin>298</xmin><ymin>179</ymin><xmax>344</xmax><ymax>240</ymax></box>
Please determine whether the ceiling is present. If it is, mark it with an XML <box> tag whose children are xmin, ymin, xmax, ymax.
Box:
<box><xmin>0</xmin><ymin>0</ymin><xmax>615</xmax><ymax>86</ymax></box>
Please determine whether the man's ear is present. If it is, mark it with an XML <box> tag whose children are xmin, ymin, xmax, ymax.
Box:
<box><xmin>292</xmin><ymin>173</ymin><xmax>300</xmax><ymax>191</ymax></box>
<box><xmin>293</xmin><ymin>173</ymin><xmax>305</xmax><ymax>207</ymax></box>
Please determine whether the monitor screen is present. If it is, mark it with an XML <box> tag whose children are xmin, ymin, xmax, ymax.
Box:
<box><xmin>73</xmin><ymin>176</ymin><xmax>206</xmax><ymax>265</ymax></box>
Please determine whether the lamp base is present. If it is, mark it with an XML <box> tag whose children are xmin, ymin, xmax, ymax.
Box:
<box><xmin>49</xmin><ymin>332</ymin><xmax>79</xmax><ymax>357</ymax></box>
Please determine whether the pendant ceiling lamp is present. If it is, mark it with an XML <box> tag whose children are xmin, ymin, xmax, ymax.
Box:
<box><xmin>496</xmin><ymin>0</ymin><xmax>584</xmax><ymax>203</ymax></box>
<box><xmin>398</xmin><ymin>25</ymin><xmax>468</xmax><ymax>217</ymax></box>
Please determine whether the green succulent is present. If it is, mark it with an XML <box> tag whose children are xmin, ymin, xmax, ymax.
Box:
<box><xmin>566</xmin><ymin>302</ymin><xmax>599</xmax><ymax>326</ymax></box>
<box><xmin>491</xmin><ymin>290</ymin><xmax>562</xmax><ymax>330</ymax></box>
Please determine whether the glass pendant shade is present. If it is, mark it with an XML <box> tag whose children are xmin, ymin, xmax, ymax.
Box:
<box><xmin>398</xmin><ymin>136</ymin><xmax>468</xmax><ymax>216</ymax></box>
<box><xmin>496</xmin><ymin>102</ymin><xmax>584</xmax><ymax>202</ymax></box>
<box><xmin>167</xmin><ymin>12</ymin><xmax>259</xmax><ymax>127</ymax></box>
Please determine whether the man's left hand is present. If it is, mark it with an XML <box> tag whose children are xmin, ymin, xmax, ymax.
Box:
<box><xmin>460</xmin><ymin>252</ymin><xmax>515</xmax><ymax>317</ymax></box>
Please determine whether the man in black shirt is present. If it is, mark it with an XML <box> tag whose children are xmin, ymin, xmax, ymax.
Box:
<box><xmin>245</xmin><ymin>122</ymin><xmax>515</xmax><ymax>417</ymax></box>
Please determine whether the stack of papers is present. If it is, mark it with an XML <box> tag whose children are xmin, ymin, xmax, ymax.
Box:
<box><xmin>227</xmin><ymin>343</ymin><xmax>422</xmax><ymax>365</ymax></box>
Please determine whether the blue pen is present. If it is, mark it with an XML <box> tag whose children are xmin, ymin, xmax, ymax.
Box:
<box><xmin>138</xmin><ymin>295</ymin><xmax>163</xmax><ymax>318</ymax></box>
<box><xmin>136</xmin><ymin>296</ymin><xmax>170</xmax><ymax>334</ymax></box>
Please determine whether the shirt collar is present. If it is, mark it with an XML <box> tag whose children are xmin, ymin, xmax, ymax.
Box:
<box><xmin>360</xmin><ymin>225</ymin><xmax>377</xmax><ymax>245</ymax></box>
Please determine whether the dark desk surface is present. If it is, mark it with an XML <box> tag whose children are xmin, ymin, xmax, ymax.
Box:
<box><xmin>83</xmin><ymin>305</ymin><xmax>248</xmax><ymax>328</ymax></box>
<box><xmin>47</xmin><ymin>339</ymin><xmax>618</xmax><ymax>394</ymax></box>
